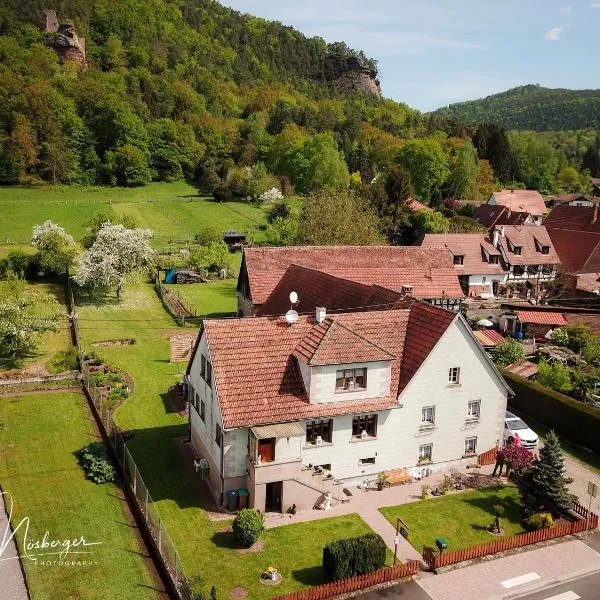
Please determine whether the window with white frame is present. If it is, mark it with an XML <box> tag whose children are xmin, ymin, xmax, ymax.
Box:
<box><xmin>421</xmin><ymin>406</ymin><xmax>435</xmax><ymax>426</ymax></box>
<box><xmin>335</xmin><ymin>368</ymin><xmax>367</xmax><ymax>392</ymax></box>
<box><xmin>351</xmin><ymin>414</ymin><xmax>377</xmax><ymax>439</ymax></box>
<box><xmin>448</xmin><ymin>367</ymin><xmax>460</xmax><ymax>384</ymax></box>
<box><xmin>467</xmin><ymin>400</ymin><xmax>480</xmax><ymax>420</ymax></box>
<box><xmin>305</xmin><ymin>419</ymin><xmax>333</xmax><ymax>445</ymax></box>
<box><xmin>200</xmin><ymin>398</ymin><xmax>206</xmax><ymax>422</ymax></box>
<box><xmin>418</xmin><ymin>444</ymin><xmax>432</xmax><ymax>463</ymax></box>
<box><xmin>464</xmin><ymin>436</ymin><xmax>477</xmax><ymax>455</ymax></box>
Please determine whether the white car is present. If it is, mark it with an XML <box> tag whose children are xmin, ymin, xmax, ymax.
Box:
<box><xmin>504</xmin><ymin>411</ymin><xmax>539</xmax><ymax>449</ymax></box>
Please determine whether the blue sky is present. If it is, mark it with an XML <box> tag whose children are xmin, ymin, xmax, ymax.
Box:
<box><xmin>220</xmin><ymin>1</ymin><xmax>600</xmax><ymax>111</ymax></box>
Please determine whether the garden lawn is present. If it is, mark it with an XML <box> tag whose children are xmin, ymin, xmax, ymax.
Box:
<box><xmin>0</xmin><ymin>281</ymin><xmax>72</xmax><ymax>373</ymax></box>
<box><xmin>165</xmin><ymin>278</ymin><xmax>238</xmax><ymax>317</ymax></box>
<box><xmin>74</xmin><ymin>282</ymin><xmax>382</xmax><ymax>598</ymax></box>
<box><xmin>379</xmin><ymin>486</ymin><xmax>526</xmax><ymax>554</ymax></box>
<box><xmin>0</xmin><ymin>392</ymin><xmax>164</xmax><ymax>600</ymax></box>
<box><xmin>0</xmin><ymin>182</ymin><xmax>294</xmax><ymax>250</ymax></box>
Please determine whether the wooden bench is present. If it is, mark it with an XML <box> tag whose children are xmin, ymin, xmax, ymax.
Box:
<box><xmin>383</xmin><ymin>468</ymin><xmax>412</xmax><ymax>486</ymax></box>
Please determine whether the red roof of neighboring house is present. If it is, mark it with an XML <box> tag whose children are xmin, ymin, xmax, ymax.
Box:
<box><xmin>544</xmin><ymin>206</ymin><xmax>600</xmax><ymax>234</ymax></box>
<box><xmin>474</xmin><ymin>205</ymin><xmax>532</xmax><ymax>229</ymax></box>
<box><xmin>473</xmin><ymin>329</ymin><xmax>505</xmax><ymax>347</ymax></box>
<box><xmin>592</xmin><ymin>178</ymin><xmax>600</xmax><ymax>191</ymax></box>
<box><xmin>565</xmin><ymin>312</ymin><xmax>600</xmax><ymax>336</ymax></box>
<box><xmin>256</xmin><ymin>265</ymin><xmax>405</xmax><ymax>316</ymax></box>
<box><xmin>553</xmin><ymin>193</ymin><xmax>594</xmax><ymax>205</ymax></box>
<box><xmin>407</xmin><ymin>198</ymin><xmax>433</xmax><ymax>212</ymax></box>
<box><xmin>420</xmin><ymin>233</ymin><xmax>505</xmax><ymax>275</ymax></box>
<box><xmin>493</xmin><ymin>225</ymin><xmax>560</xmax><ymax>265</ymax></box>
<box><xmin>203</xmin><ymin>302</ymin><xmax>458</xmax><ymax>428</ymax></box>
<box><xmin>514</xmin><ymin>310</ymin><xmax>568</xmax><ymax>326</ymax></box>
<box><xmin>242</xmin><ymin>246</ymin><xmax>464</xmax><ymax>306</ymax></box>
<box><xmin>504</xmin><ymin>359</ymin><xmax>538</xmax><ymax>378</ymax></box>
<box><xmin>573</xmin><ymin>273</ymin><xmax>600</xmax><ymax>294</ymax></box>
<box><xmin>489</xmin><ymin>190</ymin><xmax>547</xmax><ymax>216</ymax></box>
<box><xmin>545</xmin><ymin>229</ymin><xmax>600</xmax><ymax>273</ymax></box>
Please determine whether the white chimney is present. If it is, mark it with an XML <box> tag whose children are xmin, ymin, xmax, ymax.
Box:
<box><xmin>501</xmin><ymin>225</ymin><xmax>505</xmax><ymax>237</ymax></box>
<box><xmin>316</xmin><ymin>306</ymin><xmax>327</xmax><ymax>323</ymax></box>
<box><xmin>492</xmin><ymin>228</ymin><xmax>500</xmax><ymax>247</ymax></box>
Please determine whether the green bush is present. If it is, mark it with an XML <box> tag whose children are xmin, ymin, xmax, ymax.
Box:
<box><xmin>77</xmin><ymin>442</ymin><xmax>116</xmax><ymax>484</ymax></box>
<box><xmin>232</xmin><ymin>508</ymin><xmax>264</xmax><ymax>547</ymax></box>
<box><xmin>213</xmin><ymin>185</ymin><xmax>233</xmax><ymax>203</ymax></box>
<box><xmin>49</xmin><ymin>347</ymin><xmax>80</xmax><ymax>373</ymax></box>
<box><xmin>323</xmin><ymin>533</ymin><xmax>386</xmax><ymax>581</ymax></box>
<box><xmin>525</xmin><ymin>512</ymin><xmax>554</xmax><ymax>530</ymax></box>
<box><xmin>502</xmin><ymin>370</ymin><xmax>600</xmax><ymax>453</ymax></box>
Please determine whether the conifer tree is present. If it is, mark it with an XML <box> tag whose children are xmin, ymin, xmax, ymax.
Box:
<box><xmin>518</xmin><ymin>431</ymin><xmax>571</xmax><ymax>513</ymax></box>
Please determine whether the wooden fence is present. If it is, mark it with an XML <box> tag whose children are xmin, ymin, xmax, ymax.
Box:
<box><xmin>271</xmin><ymin>562</ymin><xmax>420</xmax><ymax>600</ymax></box>
<box><xmin>478</xmin><ymin>447</ymin><xmax>498</xmax><ymax>466</ymax></box>
<box><xmin>422</xmin><ymin>503</ymin><xmax>598</xmax><ymax>569</ymax></box>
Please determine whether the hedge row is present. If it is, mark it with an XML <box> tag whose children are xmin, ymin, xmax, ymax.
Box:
<box><xmin>502</xmin><ymin>370</ymin><xmax>600</xmax><ymax>453</ymax></box>
<box><xmin>323</xmin><ymin>533</ymin><xmax>387</xmax><ymax>582</ymax></box>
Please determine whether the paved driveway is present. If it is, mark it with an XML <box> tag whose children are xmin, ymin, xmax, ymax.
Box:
<box><xmin>0</xmin><ymin>491</ymin><xmax>28</xmax><ymax>600</ymax></box>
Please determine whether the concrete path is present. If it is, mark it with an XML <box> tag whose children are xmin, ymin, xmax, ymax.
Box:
<box><xmin>417</xmin><ymin>539</ymin><xmax>600</xmax><ymax>600</ymax></box>
<box><xmin>0</xmin><ymin>491</ymin><xmax>29</xmax><ymax>600</ymax></box>
<box><xmin>562</xmin><ymin>453</ymin><xmax>600</xmax><ymax>515</ymax></box>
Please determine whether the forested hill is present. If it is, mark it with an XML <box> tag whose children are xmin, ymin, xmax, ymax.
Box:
<box><xmin>0</xmin><ymin>0</ymin><xmax>426</xmax><ymax>188</ymax></box>
<box><xmin>433</xmin><ymin>84</ymin><xmax>600</xmax><ymax>131</ymax></box>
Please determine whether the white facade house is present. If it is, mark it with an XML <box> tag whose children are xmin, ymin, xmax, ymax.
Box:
<box><xmin>185</xmin><ymin>301</ymin><xmax>510</xmax><ymax>513</ymax></box>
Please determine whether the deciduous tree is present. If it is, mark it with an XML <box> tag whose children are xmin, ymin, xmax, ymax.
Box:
<box><xmin>31</xmin><ymin>220</ymin><xmax>78</xmax><ymax>275</ymax></box>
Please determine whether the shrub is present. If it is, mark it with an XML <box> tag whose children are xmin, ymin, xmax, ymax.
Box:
<box><xmin>267</xmin><ymin>201</ymin><xmax>292</xmax><ymax>223</ymax></box>
<box><xmin>323</xmin><ymin>533</ymin><xmax>386</xmax><ymax>581</ymax></box>
<box><xmin>232</xmin><ymin>508</ymin><xmax>264</xmax><ymax>547</ymax></box>
<box><xmin>421</xmin><ymin>484</ymin><xmax>430</xmax><ymax>499</ymax></box>
<box><xmin>525</xmin><ymin>512</ymin><xmax>554</xmax><ymax>530</ymax></box>
<box><xmin>213</xmin><ymin>185</ymin><xmax>233</xmax><ymax>203</ymax></box>
<box><xmin>77</xmin><ymin>442</ymin><xmax>116</xmax><ymax>484</ymax></box>
<box><xmin>49</xmin><ymin>347</ymin><xmax>80</xmax><ymax>373</ymax></box>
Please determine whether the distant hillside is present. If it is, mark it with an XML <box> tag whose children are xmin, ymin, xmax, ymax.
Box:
<box><xmin>433</xmin><ymin>84</ymin><xmax>600</xmax><ymax>131</ymax></box>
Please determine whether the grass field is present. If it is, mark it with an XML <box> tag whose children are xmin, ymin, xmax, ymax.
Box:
<box><xmin>0</xmin><ymin>182</ymin><xmax>299</xmax><ymax>250</ymax></box>
<box><xmin>379</xmin><ymin>486</ymin><xmax>525</xmax><ymax>553</ymax></box>
<box><xmin>0</xmin><ymin>281</ymin><xmax>72</xmax><ymax>373</ymax></box>
<box><xmin>74</xmin><ymin>282</ymin><xmax>380</xmax><ymax>597</ymax></box>
<box><xmin>165</xmin><ymin>278</ymin><xmax>238</xmax><ymax>317</ymax></box>
<box><xmin>0</xmin><ymin>392</ymin><xmax>164</xmax><ymax>600</ymax></box>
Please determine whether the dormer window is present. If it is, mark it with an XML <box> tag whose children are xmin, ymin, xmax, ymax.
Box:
<box><xmin>401</xmin><ymin>284</ymin><xmax>413</xmax><ymax>294</ymax></box>
<box><xmin>489</xmin><ymin>255</ymin><xmax>499</xmax><ymax>264</ymax></box>
<box><xmin>335</xmin><ymin>368</ymin><xmax>367</xmax><ymax>392</ymax></box>
<box><xmin>512</xmin><ymin>246</ymin><xmax>522</xmax><ymax>255</ymax></box>
<box><xmin>453</xmin><ymin>255</ymin><xmax>464</xmax><ymax>265</ymax></box>
<box><xmin>541</xmin><ymin>245</ymin><xmax>549</xmax><ymax>255</ymax></box>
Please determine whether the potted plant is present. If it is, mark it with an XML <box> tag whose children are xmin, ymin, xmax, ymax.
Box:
<box><xmin>376</xmin><ymin>472</ymin><xmax>388</xmax><ymax>491</ymax></box>
<box><xmin>421</xmin><ymin>484</ymin><xmax>430</xmax><ymax>499</ymax></box>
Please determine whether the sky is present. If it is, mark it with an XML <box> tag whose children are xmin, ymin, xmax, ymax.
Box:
<box><xmin>220</xmin><ymin>1</ymin><xmax>600</xmax><ymax>111</ymax></box>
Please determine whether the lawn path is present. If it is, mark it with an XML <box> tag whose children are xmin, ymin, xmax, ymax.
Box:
<box><xmin>0</xmin><ymin>490</ymin><xmax>28</xmax><ymax>600</ymax></box>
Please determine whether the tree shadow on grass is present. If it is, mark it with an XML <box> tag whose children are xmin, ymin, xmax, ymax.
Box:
<box><xmin>211</xmin><ymin>529</ymin><xmax>242</xmax><ymax>550</ymax></box>
<box><xmin>75</xmin><ymin>287</ymin><xmax>121</xmax><ymax>307</ymax></box>
<box><xmin>462</xmin><ymin>491</ymin><xmax>523</xmax><ymax>527</ymax></box>
<box><xmin>291</xmin><ymin>565</ymin><xmax>325</xmax><ymax>586</ymax></box>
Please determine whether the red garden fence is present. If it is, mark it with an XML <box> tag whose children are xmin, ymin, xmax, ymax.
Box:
<box><xmin>271</xmin><ymin>562</ymin><xmax>420</xmax><ymax>600</ymax></box>
<box><xmin>423</xmin><ymin>502</ymin><xmax>598</xmax><ymax>570</ymax></box>
<box><xmin>478</xmin><ymin>447</ymin><xmax>498</xmax><ymax>466</ymax></box>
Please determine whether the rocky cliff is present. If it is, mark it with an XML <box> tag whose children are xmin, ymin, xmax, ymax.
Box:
<box><xmin>44</xmin><ymin>9</ymin><xmax>86</xmax><ymax>67</ymax></box>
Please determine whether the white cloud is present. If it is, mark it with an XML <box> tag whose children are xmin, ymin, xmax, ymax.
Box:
<box><xmin>560</xmin><ymin>5</ymin><xmax>573</xmax><ymax>14</ymax></box>
<box><xmin>545</xmin><ymin>27</ymin><xmax>564</xmax><ymax>40</ymax></box>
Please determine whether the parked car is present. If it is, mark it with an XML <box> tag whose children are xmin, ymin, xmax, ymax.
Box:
<box><xmin>504</xmin><ymin>411</ymin><xmax>539</xmax><ymax>449</ymax></box>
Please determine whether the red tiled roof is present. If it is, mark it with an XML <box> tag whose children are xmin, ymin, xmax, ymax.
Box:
<box><xmin>546</xmin><ymin>229</ymin><xmax>600</xmax><ymax>273</ymax></box>
<box><xmin>474</xmin><ymin>205</ymin><xmax>532</xmax><ymax>229</ymax></box>
<box><xmin>473</xmin><ymin>329</ymin><xmax>505</xmax><ymax>347</ymax></box>
<box><xmin>514</xmin><ymin>310</ymin><xmax>568</xmax><ymax>326</ymax></box>
<box><xmin>544</xmin><ymin>206</ymin><xmax>600</xmax><ymax>234</ymax></box>
<box><xmin>294</xmin><ymin>319</ymin><xmax>396</xmax><ymax>366</ymax></box>
<box><xmin>243</xmin><ymin>246</ymin><xmax>464</xmax><ymax>306</ymax></box>
<box><xmin>505</xmin><ymin>359</ymin><xmax>538</xmax><ymax>378</ymax></box>
<box><xmin>566</xmin><ymin>312</ymin><xmax>600</xmax><ymax>336</ymax></box>
<box><xmin>573</xmin><ymin>273</ymin><xmax>600</xmax><ymax>294</ymax></box>
<box><xmin>256</xmin><ymin>265</ymin><xmax>405</xmax><ymax>316</ymax></box>
<box><xmin>490</xmin><ymin>190</ymin><xmax>547</xmax><ymax>215</ymax></box>
<box><xmin>204</xmin><ymin>302</ymin><xmax>457</xmax><ymax>428</ymax></box>
<box><xmin>420</xmin><ymin>234</ymin><xmax>506</xmax><ymax>275</ymax></box>
<box><xmin>407</xmin><ymin>198</ymin><xmax>433</xmax><ymax>212</ymax></box>
<box><xmin>553</xmin><ymin>193</ymin><xmax>594</xmax><ymax>205</ymax></box>
<box><xmin>493</xmin><ymin>225</ymin><xmax>560</xmax><ymax>265</ymax></box>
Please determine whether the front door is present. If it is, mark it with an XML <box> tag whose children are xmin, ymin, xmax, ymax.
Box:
<box><xmin>265</xmin><ymin>481</ymin><xmax>282</xmax><ymax>512</ymax></box>
<box><xmin>492</xmin><ymin>280</ymin><xmax>499</xmax><ymax>296</ymax></box>
<box><xmin>258</xmin><ymin>438</ymin><xmax>275</xmax><ymax>463</ymax></box>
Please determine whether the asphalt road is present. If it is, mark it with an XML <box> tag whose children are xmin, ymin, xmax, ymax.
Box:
<box><xmin>357</xmin><ymin>581</ymin><xmax>434</xmax><ymax>599</ymax></box>
<box><xmin>514</xmin><ymin>570</ymin><xmax>600</xmax><ymax>599</ymax></box>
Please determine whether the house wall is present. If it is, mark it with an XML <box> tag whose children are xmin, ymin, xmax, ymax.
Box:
<box><xmin>275</xmin><ymin>435</ymin><xmax>303</xmax><ymax>461</ymax></box>
<box><xmin>309</xmin><ymin>361</ymin><xmax>391</xmax><ymax>403</ymax></box>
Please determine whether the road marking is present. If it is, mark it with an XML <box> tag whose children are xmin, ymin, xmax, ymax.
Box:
<box><xmin>501</xmin><ymin>572</ymin><xmax>541</xmax><ymax>588</ymax></box>
<box><xmin>541</xmin><ymin>593</ymin><xmax>580</xmax><ymax>600</ymax></box>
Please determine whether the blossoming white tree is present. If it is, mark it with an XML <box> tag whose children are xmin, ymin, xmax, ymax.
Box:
<box><xmin>259</xmin><ymin>187</ymin><xmax>283</xmax><ymax>202</ymax></box>
<box><xmin>74</xmin><ymin>223</ymin><xmax>155</xmax><ymax>298</ymax></box>
<box><xmin>31</xmin><ymin>220</ymin><xmax>79</xmax><ymax>275</ymax></box>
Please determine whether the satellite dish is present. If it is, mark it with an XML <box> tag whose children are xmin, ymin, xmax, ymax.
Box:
<box><xmin>285</xmin><ymin>309</ymin><xmax>299</xmax><ymax>325</ymax></box>
<box><xmin>289</xmin><ymin>291</ymin><xmax>298</xmax><ymax>304</ymax></box>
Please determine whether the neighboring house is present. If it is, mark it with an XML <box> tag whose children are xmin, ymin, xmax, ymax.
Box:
<box><xmin>592</xmin><ymin>178</ymin><xmax>600</xmax><ymax>198</ymax></box>
<box><xmin>185</xmin><ymin>301</ymin><xmax>510</xmax><ymax>512</ymax></box>
<box><xmin>504</xmin><ymin>360</ymin><xmax>538</xmax><ymax>379</ymax></box>
<box><xmin>420</xmin><ymin>233</ymin><xmax>508</xmax><ymax>298</ymax></box>
<box><xmin>472</xmin><ymin>329</ymin><xmax>505</xmax><ymax>349</ymax></box>
<box><xmin>474</xmin><ymin>205</ymin><xmax>534</xmax><ymax>230</ymax></box>
<box><xmin>491</xmin><ymin>225</ymin><xmax>560</xmax><ymax>296</ymax></box>
<box><xmin>549</xmin><ymin>193</ymin><xmax>595</xmax><ymax>208</ymax></box>
<box><xmin>406</xmin><ymin>198</ymin><xmax>433</xmax><ymax>212</ymax></box>
<box><xmin>499</xmin><ymin>308</ymin><xmax>568</xmax><ymax>337</ymax></box>
<box><xmin>487</xmin><ymin>190</ymin><xmax>547</xmax><ymax>224</ymax></box>
<box><xmin>237</xmin><ymin>246</ymin><xmax>465</xmax><ymax>316</ymax></box>
<box><xmin>545</xmin><ymin>205</ymin><xmax>600</xmax><ymax>297</ymax></box>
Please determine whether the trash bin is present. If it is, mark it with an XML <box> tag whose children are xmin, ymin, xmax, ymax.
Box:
<box><xmin>226</xmin><ymin>489</ymin><xmax>239</xmax><ymax>511</ymax></box>
<box><xmin>238</xmin><ymin>489</ymin><xmax>249</xmax><ymax>509</ymax></box>
<box><xmin>435</xmin><ymin>537</ymin><xmax>448</xmax><ymax>552</ymax></box>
